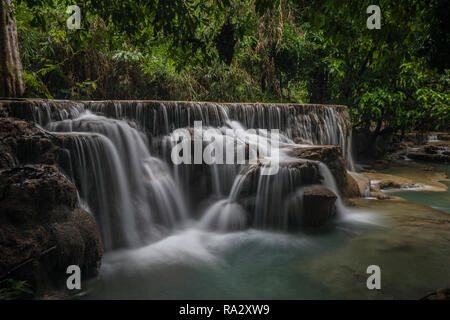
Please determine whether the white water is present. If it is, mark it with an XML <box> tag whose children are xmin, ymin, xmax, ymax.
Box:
<box><xmin>32</xmin><ymin>101</ymin><xmax>357</xmax><ymax>249</ymax></box>
<box><xmin>16</xmin><ymin>100</ymin><xmax>379</xmax><ymax>299</ymax></box>
<box><xmin>48</xmin><ymin>112</ymin><xmax>187</xmax><ymax>251</ymax></box>
<box><xmin>9</xmin><ymin>100</ymin><xmax>450</xmax><ymax>300</ymax></box>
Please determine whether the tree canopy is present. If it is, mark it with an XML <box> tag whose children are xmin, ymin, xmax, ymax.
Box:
<box><xmin>9</xmin><ymin>0</ymin><xmax>449</xmax><ymax>141</ymax></box>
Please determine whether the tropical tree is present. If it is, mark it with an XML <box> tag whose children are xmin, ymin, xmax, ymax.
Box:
<box><xmin>0</xmin><ymin>0</ymin><xmax>24</xmax><ymax>97</ymax></box>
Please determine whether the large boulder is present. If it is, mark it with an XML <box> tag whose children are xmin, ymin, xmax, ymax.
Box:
<box><xmin>289</xmin><ymin>145</ymin><xmax>360</xmax><ymax>198</ymax></box>
<box><xmin>286</xmin><ymin>185</ymin><xmax>337</xmax><ymax>227</ymax></box>
<box><xmin>237</xmin><ymin>159</ymin><xmax>322</xmax><ymax>200</ymax></box>
<box><xmin>0</xmin><ymin>165</ymin><xmax>103</xmax><ymax>297</ymax></box>
<box><xmin>0</xmin><ymin>117</ymin><xmax>70</xmax><ymax>169</ymax></box>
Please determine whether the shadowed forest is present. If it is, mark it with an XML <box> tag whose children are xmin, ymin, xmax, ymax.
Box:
<box><xmin>10</xmin><ymin>0</ymin><xmax>449</xmax><ymax>142</ymax></box>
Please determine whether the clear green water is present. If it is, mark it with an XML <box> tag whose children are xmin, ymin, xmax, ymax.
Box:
<box><xmin>387</xmin><ymin>163</ymin><xmax>450</xmax><ymax>213</ymax></box>
<box><xmin>82</xmin><ymin>203</ymin><xmax>450</xmax><ymax>300</ymax></box>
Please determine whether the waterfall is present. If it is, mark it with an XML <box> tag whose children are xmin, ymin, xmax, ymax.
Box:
<box><xmin>6</xmin><ymin>99</ymin><xmax>357</xmax><ymax>251</ymax></box>
<box><xmin>48</xmin><ymin>111</ymin><xmax>187</xmax><ymax>251</ymax></box>
<box><xmin>7</xmin><ymin>100</ymin><xmax>355</xmax><ymax>169</ymax></box>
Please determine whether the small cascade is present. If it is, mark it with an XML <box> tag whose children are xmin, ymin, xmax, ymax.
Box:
<box><xmin>251</xmin><ymin>165</ymin><xmax>316</xmax><ymax>230</ymax></box>
<box><xmin>193</xmin><ymin>123</ymin><xmax>328</xmax><ymax>232</ymax></box>
<box><xmin>317</xmin><ymin>162</ymin><xmax>345</xmax><ymax>214</ymax></box>
<box><xmin>199</xmin><ymin>171</ymin><xmax>250</xmax><ymax>232</ymax></box>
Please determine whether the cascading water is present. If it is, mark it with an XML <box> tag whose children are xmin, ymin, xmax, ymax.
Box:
<box><xmin>4</xmin><ymin>98</ymin><xmax>448</xmax><ymax>299</ymax></box>
<box><xmin>9</xmin><ymin>99</ymin><xmax>353</xmax><ymax>239</ymax></box>
<box><xmin>8</xmin><ymin>100</ymin><xmax>355</xmax><ymax>169</ymax></box>
<box><xmin>47</xmin><ymin>111</ymin><xmax>187</xmax><ymax>251</ymax></box>
<box><xmin>6</xmin><ymin>99</ymin><xmax>366</xmax><ymax>299</ymax></box>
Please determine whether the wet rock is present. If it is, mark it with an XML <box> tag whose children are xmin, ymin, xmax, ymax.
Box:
<box><xmin>289</xmin><ymin>145</ymin><xmax>360</xmax><ymax>198</ymax></box>
<box><xmin>348</xmin><ymin>172</ymin><xmax>370</xmax><ymax>197</ymax></box>
<box><xmin>369</xmin><ymin>185</ymin><xmax>390</xmax><ymax>200</ymax></box>
<box><xmin>407</xmin><ymin>141</ymin><xmax>450</xmax><ymax>163</ymax></box>
<box><xmin>0</xmin><ymin>117</ymin><xmax>67</xmax><ymax>169</ymax></box>
<box><xmin>378</xmin><ymin>180</ymin><xmax>401</xmax><ymax>189</ymax></box>
<box><xmin>286</xmin><ymin>185</ymin><xmax>337</xmax><ymax>227</ymax></box>
<box><xmin>0</xmin><ymin>165</ymin><xmax>103</xmax><ymax>296</ymax></box>
<box><xmin>407</xmin><ymin>152</ymin><xmax>450</xmax><ymax>163</ymax></box>
<box><xmin>0</xmin><ymin>165</ymin><xmax>77</xmax><ymax>223</ymax></box>
<box><xmin>238</xmin><ymin>159</ymin><xmax>322</xmax><ymax>200</ymax></box>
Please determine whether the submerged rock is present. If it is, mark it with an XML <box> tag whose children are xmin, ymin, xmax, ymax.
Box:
<box><xmin>0</xmin><ymin>165</ymin><xmax>103</xmax><ymax>297</ymax></box>
<box><xmin>369</xmin><ymin>185</ymin><xmax>390</xmax><ymax>200</ymax></box>
<box><xmin>378</xmin><ymin>180</ymin><xmax>402</xmax><ymax>189</ymax></box>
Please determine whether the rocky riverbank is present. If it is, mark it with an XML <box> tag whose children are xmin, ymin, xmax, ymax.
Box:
<box><xmin>0</xmin><ymin>115</ymin><xmax>103</xmax><ymax>298</ymax></box>
<box><xmin>351</xmin><ymin>130</ymin><xmax>450</xmax><ymax>200</ymax></box>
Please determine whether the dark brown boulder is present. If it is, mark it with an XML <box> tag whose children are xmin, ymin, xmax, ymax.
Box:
<box><xmin>0</xmin><ymin>165</ymin><xmax>102</xmax><ymax>296</ymax></box>
<box><xmin>237</xmin><ymin>159</ymin><xmax>322</xmax><ymax>200</ymax></box>
<box><xmin>289</xmin><ymin>145</ymin><xmax>360</xmax><ymax>198</ymax></box>
<box><xmin>286</xmin><ymin>185</ymin><xmax>337</xmax><ymax>227</ymax></box>
<box><xmin>0</xmin><ymin>117</ymin><xmax>68</xmax><ymax>169</ymax></box>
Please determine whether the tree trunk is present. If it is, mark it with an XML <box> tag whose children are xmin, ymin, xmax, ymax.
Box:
<box><xmin>0</xmin><ymin>0</ymin><xmax>24</xmax><ymax>98</ymax></box>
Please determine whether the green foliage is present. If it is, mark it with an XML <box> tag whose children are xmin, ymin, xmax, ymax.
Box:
<box><xmin>0</xmin><ymin>279</ymin><xmax>33</xmax><ymax>300</ymax></box>
<box><xmin>23</xmin><ymin>71</ymin><xmax>53</xmax><ymax>98</ymax></box>
<box><xmin>305</xmin><ymin>0</ymin><xmax>450</xmax><ymax>135</ymax></box>
<box><xmin>13</xmin><ymin>0</ymin><xmax>449</xmax><ymax>136</ymax></box>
